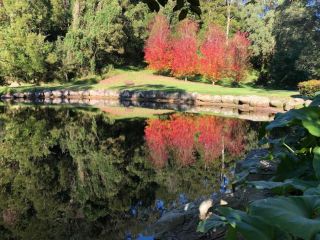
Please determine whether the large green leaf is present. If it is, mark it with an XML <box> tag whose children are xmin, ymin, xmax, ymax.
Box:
<box><xmin>250</xmin><ymin>196</ymin><xmax>320</xmax><ymax>240</ymax></box>
<box><xmin>304</xmin><ymin>186</ymin><xmax>320</xmax><ymax>196</ymax></box>
<box><xmin>314</xmin><ymin>147</ymin><xmax>320</xmax><ymax>179</ymax></box>
<box><xmin>217</xmin><ymin>208</ymin><xmax>278</xmax><ymax>240</ymax></box>
<box><xmin>310</xmin><ymin>95</ymin><xmax>320</xmax><ymax>107</ymax></box>
<box><xmin>197</xmin><ymin>214</ymin><xmax>226</xmax><ymax>233</ymax></box>
<box><xmin>249</xmin><ymin>179</ymin><xmax>318</xmax><ymax>194</ymax></box>
<box><xmin>267</xmin><ymin>107</ymin><xmax>320</xmax><ymax>137</ymax></box>
<box><xmin>275</xmin><ymin>153</ymin><xmax>311</xmax><ymax>181</ymax></box>
<box><xmin>198</xmin><ymin>207</ymin><xmax>285</xmax><ymax>240</ymax></box>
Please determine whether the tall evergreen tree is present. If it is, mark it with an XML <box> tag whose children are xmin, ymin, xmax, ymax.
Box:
<box><xmin>0</xmin><ymin>0</ymin><xmax>54</xmax><ymax>84</ymax></box>
<box><xmin>269</xmin><ymin>0</ymin><xmax>320</xmax><ymax>88</ymax></box>
<box><xmin>239</xmin><ymin>1</ymin><xmax>276</xmax><ymax>71</ymax></box>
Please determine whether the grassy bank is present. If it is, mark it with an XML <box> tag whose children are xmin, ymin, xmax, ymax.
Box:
<box><xmin>0</xmin><ymin>69</ymin><xmax>298</xmax><ymax>98</ymax></box>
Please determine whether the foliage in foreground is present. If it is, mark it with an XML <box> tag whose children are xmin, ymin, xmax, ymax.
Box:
<box><xmin>197</xmin><ymin>95</ymin><xmax>320</xmax><ymax>239</ymax></box>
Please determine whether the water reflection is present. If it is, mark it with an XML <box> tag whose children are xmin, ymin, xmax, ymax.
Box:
<box><xmin>0</xmin><ymin>106</ymin><xmax>261</xmax><ymax>239</ymax></box>
<box><xmin>145</xmin><ymin>115</ymin><xmax>249</xmax><ymax>168</ymax></box>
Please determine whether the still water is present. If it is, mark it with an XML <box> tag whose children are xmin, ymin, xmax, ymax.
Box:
<box><xmin>0</xmin><ymin>105</ymin><xmax>263</xmax><ymax>240</ymax></box>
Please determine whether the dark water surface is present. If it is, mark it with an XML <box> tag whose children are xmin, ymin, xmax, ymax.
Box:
<box><xmin>0</xmin><ymin>106</ymin><xmax>263</xmax><ymax>240</ymax></box>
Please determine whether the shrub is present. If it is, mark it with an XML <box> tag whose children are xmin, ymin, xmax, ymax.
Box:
<box><xmin>298</xmin><ymin>80</ymin><xmax>320</xmax><ymax>98</ymax></box>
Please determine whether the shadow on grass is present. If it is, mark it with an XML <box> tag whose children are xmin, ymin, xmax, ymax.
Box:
<box><xmin>110</xmin><ymin>84</ymin><xmax>187</xmax><ymax>93</ymax></box>
<box><xmin>182</xmin><ymin>75</ymin><xmax>212</xmax><ymax>84</ymax></box>
<box><xmin>117</xmin><ymin>65</ymin><xmax>146</xmax><ymax>72</ymax></box>
<box><xmin>1</xmin><ymin>78</ymin><xmax>99</xmax><ymax>94</ymax></box>
<box><xmin>1</xmin><ymin>74</ymin><xmax>300</xmax><ymax>99</ymax></box>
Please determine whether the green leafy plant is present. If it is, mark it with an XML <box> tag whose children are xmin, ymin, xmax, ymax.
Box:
<box><xmin>198</xmin><ymin>95</ymin><xmax>320</xmax><ymax>239</ymax></box>
<box><xmin>198</xmin><ymin>196</ymin><xmax>320</xmax><ymax>240</ymax></box>
<box><xmin>298</xmin><ymin>80</ymin><xmax>320</xmax><ymax>98</ymax></box>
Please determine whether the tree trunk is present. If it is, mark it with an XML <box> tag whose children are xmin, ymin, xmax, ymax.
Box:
<box><xmin>64</xmin><ymin>72</ymin><xmax>69</xmax><ymax>82</ymax></box>
<box><xmin>226</xmin><ymin>0</ymin><xmax>233</xmax><ymax>42</ymax></box>
<box><xmin>220</xmin><ymin>136</ymin><xmax>225</xmax><ymax>184</ymax></box>
<box><xmin>72</xmin><ymin>0</ymin><xmax>83</xmax><ymax>30</ymax></box>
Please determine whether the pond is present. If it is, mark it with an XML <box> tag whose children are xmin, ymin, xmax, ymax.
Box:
<box><xmin>0</xmin><ymin>105</ymin><xmax>264</xmax><ymax>240</ymax></box>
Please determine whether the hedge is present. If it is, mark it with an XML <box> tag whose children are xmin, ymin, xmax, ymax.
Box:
<box><xmin>298</xmin><ymin>80</ymin><xmax>320</xmax><ymax>98</ymax></box>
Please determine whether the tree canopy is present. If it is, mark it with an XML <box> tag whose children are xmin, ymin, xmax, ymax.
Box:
<box><xmin>0</xmin><ymin>0</ymin><xmax>318</xmax><ymax>89</ymax></box>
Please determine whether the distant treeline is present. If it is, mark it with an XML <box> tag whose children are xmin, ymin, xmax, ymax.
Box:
<box><xmin>0</xmin><ymin>0</ymin><xmax>319</xmax><ymax>88</ymax></box>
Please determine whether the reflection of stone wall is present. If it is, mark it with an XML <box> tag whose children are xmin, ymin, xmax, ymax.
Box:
<box><xmin>1</xmin><ymin>89</ymin><xmax>310</xmax><ymax>112</ymax></box>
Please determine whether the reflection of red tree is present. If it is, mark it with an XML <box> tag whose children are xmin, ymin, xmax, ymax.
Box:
<box><xmin>197</xmin><ymin>117</ymin><xmax>223</xmax><ymax>163</ymax></box>
<box><xmin>167</xmin><ymin>116</ymin><xmax>196</xmax><ymax>166</ymax></box>
<box><xmin>145</xmin><ymin>115</ymin><xmax>247</xmax><ymax>168</ymax></box>
<box><xmin>224</xmin><ymin>119</ymin><xmax>246</xmax><ymax>156</ymax></box>
<box><xmin>2</xmin><ymin>208</ymin><xmax>19</xmax><ymax>226</ymax></box>
<box><xmin>145</xmin><ymin>119</ymin><xmax>169</xmax><ymax>168</ymax></box>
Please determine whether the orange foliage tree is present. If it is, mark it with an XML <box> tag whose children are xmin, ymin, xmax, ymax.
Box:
<box><xmin>227</xmin><ymin>32</ymin><xmax>250</xmax><ymax>83</ymax></box>
<box><xmin>144</xmin><ymin>15</ymin><xmax>172</xmax><ymax>71</ymax></box>
<box><xmin>199</xmin><ymin>26</ymin><xmax>227</xmax><ymax>84</ymax></box>
<box><xmin>171</xmin><ymin>19</ymin><xmax>198</xmax><ymax>79</ymax></box>
<box><xmin>144</xmin><ymin>16</ymin><xmax>251</xmax><ymax>84</ymax></box>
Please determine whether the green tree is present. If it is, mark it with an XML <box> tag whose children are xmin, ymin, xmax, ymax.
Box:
<box><xmin>269</xmin><ymin>0</ymin><xmax>320</xmax><ymax>88</ymax></box>
<box><xmin>48</xmin><ymin>0</ymin><xmax>72</xmax><ymax>39</ymax></box>
<box><xmin>0</xmin><ymin>0</ymin><xmax>63</xmax><ymax>84</ymax></box>
<box><xmin>62</xmin><ymin>0</ymin><xmax>127</xmax><ymax>75</ymax></box>
<box><xmin>199</xmin><ymin>0</ymin><xmax>242</xmax><ymax>41</ymax></box>
<box><xmin>239</xmin><ymin>1</ymin><xmax>276</xmax><ymax>71</ymax></box>
<box><xmin>123</xmin><ymin>1</ymin><xmax>154</xmax><ymax>64</ymax></box>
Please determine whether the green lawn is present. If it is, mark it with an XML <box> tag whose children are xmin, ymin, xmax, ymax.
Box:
<box><xmin>0</xmin><ymin>69</ymin><xmax>298</xmax><ymax>98</ymax></box>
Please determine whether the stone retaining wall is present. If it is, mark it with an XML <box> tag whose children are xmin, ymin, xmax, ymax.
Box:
<box><xmin>0</xmin><ymin>89</ymin><xmax>310</xmax><ymax>111</ymax></box>
<box><xmin>1</xmin><ymin>97</ymin><xmax>277</xmax><ymax>121</ymax></box>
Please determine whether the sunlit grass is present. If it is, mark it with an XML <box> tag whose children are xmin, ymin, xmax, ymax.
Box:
<box><xmin>0</xmin><ymin>68</ymin><xmax>298</xmax><ymax>98</ymax></box>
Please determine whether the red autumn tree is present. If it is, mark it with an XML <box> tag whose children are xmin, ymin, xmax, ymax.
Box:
<box><xmin>199</xmin><ymin>25</ymin><xmax>227</xmax><ymax>84</ymax></box>
<box><xmin>227</xmin><ymin>32</ymin><xmax>250</xmax><ymax>83</ymax></box>
<box><xmin>144</xmin><ymin>15</ymin><xmax>172</xmax><ymax>71</ymax></box>
<box><xmin>171</xmin><ymin>19</ymin><xmax>198</xmax><ymax>79</ymax></box>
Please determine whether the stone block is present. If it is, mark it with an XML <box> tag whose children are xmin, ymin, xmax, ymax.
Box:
<box><xmin>238</xmin><ymin>96</ymin><xmax>251</xmax><ymax>105</ymax></box>
<box><xmin>249</xmin><ymin>96</ymin><xmax>270</xmax><ymax>107</ymax></box>
<box><xmin>221</xmin><ymin>95</ymin><xmax>236</xmax><ymax>104</ymax></box>
<box><xmin>43</xmin><ymin>90</ymin><xmax>52</xmax><ymax>98</ymax></box>
<box><xmin>270</xmin><ymin>99</ymin><xmax>285</xmax><ymax>108</ymax></box>
<box><xmin>51</xmin><ymin>90</ymin><xmax>64</xmax><ymax>98</ymax></box>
